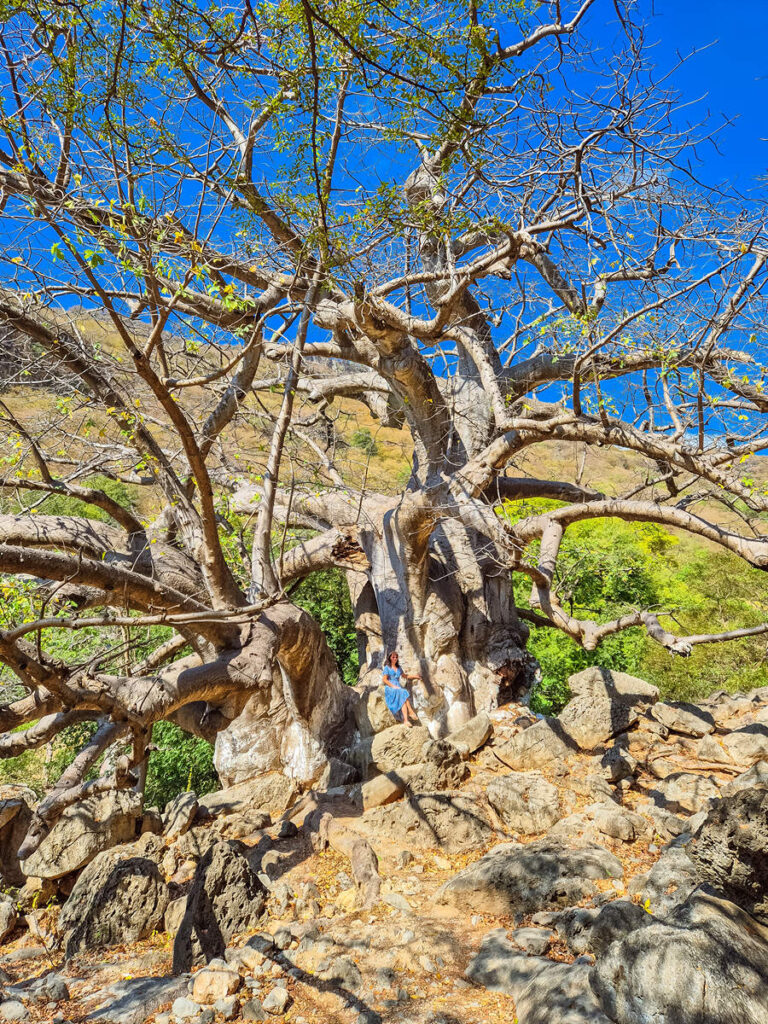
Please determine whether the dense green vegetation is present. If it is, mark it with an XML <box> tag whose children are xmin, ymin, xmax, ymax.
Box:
<box><xmin>507</xmin><ymin>501</ymin><xmax>768</xmax><ymax>714</ymax></box>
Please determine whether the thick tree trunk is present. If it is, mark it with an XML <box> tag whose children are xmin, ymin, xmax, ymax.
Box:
<box><xmin>353</xmin><ymin>505</ymin><xmax>532</xmax><ymax>736</ymax></box>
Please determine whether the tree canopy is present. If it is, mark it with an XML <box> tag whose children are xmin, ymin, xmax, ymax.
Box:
<box><xmin>1</xmin><ymin>0</ymin><xmax>768</xmax><ymax>852</ymax></box>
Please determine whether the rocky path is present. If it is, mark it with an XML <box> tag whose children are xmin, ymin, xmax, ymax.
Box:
<box><xmin>0</xmin><ymin>667</ymin><xmax>767</xmax><ymax>1023</ymax></box>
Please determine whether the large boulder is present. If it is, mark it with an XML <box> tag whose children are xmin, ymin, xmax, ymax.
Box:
<box><xmin>172</xmin><ymin>840</ymin><xmax>267</xmax><ymax>973</ymax></box>
<box><xmin>448</xmin><ymin>712</ymin><xmax>493</xmax><ymax>757</ymax></box>
<box><xmin>467</xmin><ymin>930</ymin><xmax>612</xmax><ymax>1024</ymax></box>
<box><xmin>162</xmin><ymin>792</ymin><xmax>198</xmax><ymax>840</ymax></box>
<box><xmin>494</xmin><ymin>719</ymin><xmax>571</xmax><ymax>769</ymax></box>
<box><xmin>86</xmin><ymin>975</ymin><xmax>190</xmax><ymax>1024</ymax></box>
<box><xmin>0</xmin><ymin>788</ymin><xmax>34</xmax><ymax>887</ymax></box>
<box><xmin>567</xmin><ymin>666</ymin><xmax>659</xmax><ymax>706</ymax></box>
<box><xmin>651</xmin><ymin>701</ymin><xmax>716</xmax><ymax>737</ymax></box>
<box><xmin>651</xmin><ymin>771</ymin><xmax>720</xmax><ymax>814</ymax></box>
<box><xmin>60</xmin><ymin>833</ymin><xmax>169</xmax><ymax>958</ymax></box>
<box><xmin>198</xmin><ymin>774</ymin><xmax>297</xmax><ymax>819</ymax></box>
<box><xmin>352</xmin><ymin>687</ymin><xmax>397</xmax><ymax>737</ymax></box>
<box><xmin>486</xmin><ymin>772</ymin><xmax>561</xmax><ymax>835</ymax></box>
<box><xmin>439</xmin><ymin>838</ymin><xmax>622</xmax><ymax>916</ymax></box>
<box><xmin>592</xmin><ymin>890</ymin><xmax>768</xmax><ymax>1024</ymax></box>
<box><xmin>369</xmin><ymin>725</ymin><xmax>431</xmax><ymax>773</ymax></box>
<box><xmin>20</xmin><ymin>790</ymin><xmax>141</xmax><ymax>880</ymax></box>
<box><xmin>360</xmin><ymin>791</ymin><xmax>494</xmax><ymax>854</ymax></box>
<box><xmin>687</xmin><ymin>787</ymin><xmax>768</xmax><ymax>922</ymax></box>
<box><xmin>721</xmin><ymin>760</ymin><xmax>768</xmax><ymax>798</ymax></box>
<box><xmin>558</xmin><ymin>695</ymin><xmax>639</xmax><ymax>751</ymax></box>
<box><xmin>722</xmin><ymin>724</ymin><xmax>768</xmax><ymax>766</ymax></box>
<box><xmin>627</xmin><ymin>843</ymin><xmax>700</xmax><ymax>917</ymax></box>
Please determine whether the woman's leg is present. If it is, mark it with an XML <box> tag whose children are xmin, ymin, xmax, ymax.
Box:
<box><xmin>402</xmin><ymin>698</ymin><xmax>418</xmax><ymax>724</ymax></box>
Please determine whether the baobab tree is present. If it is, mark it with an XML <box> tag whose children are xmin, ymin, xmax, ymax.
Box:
<box><xmin>1</xmin><ymin>0</ymin><xmax>768</xmax><ymax>857</ymax></box>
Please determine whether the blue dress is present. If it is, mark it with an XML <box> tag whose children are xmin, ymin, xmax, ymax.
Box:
<box><xmin>383</xmin><ymin>665</ymin><xmax>410</xmax><ymax>715</ymax></box>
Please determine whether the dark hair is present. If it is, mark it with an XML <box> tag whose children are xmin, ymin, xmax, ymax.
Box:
<box><xmin>387</xmin><ymin>651</ymin><xmax>399</xmax><ymax>665</ymax></box>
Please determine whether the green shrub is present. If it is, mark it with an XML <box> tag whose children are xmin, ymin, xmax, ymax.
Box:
<box><xmin>144</xmin><ymin>721</ymin><xmax>219</xmax><ymax>810</ymax></box>
<box><xmin>350</xmin><ymin>428</ymin><xmax>378</xmax><ymax>455</ymax></box>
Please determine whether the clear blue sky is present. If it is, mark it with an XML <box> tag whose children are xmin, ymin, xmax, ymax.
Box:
<box><xmin>594</xmin><ymin>1</ymin><xmax>768</xmax><ymax>190</ymax></box>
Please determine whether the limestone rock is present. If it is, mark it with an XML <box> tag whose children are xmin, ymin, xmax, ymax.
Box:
<box><xmin>191</xmin><ymin>963</ymin><xmax>241</xmax><ymax>1004</ymax></box>
<box><xmin>510</xmin><ymin>926</ymin><xmax>554</xmax><ymax>955</ymax></box>
<box><xmin>688</xmin><ymin>787</ymin><xmax>768</xmax><ymax>922</ymax></box>
<box><xmin>20</xmin><ymin>789</ymin><xmax>141</xmax><ymax>880</ymax></box>
<box><xmin>172</xmin><ymin>840</ymin><xmax>267</xmax><ymax>973</ymax></box>
<box><xmin>162</xmin><ymin>791</ymin><xmax>198</xmax><ymax>840</ymax></box>
<box><xmin>262</xmin><ymin>987</ymin><xmax>290</xmax><ymax>1014</ymax></box>
<box><xmin>439</xmin><ymin>838</ymin><xmax>622</xmax><ymax>916</ymax></box>
<box><xmin>651</xmin><ymin>701</ymin><xmax>715</xmax><ymax>737</ymax></box>
<box><xmin>448</xmin><ymin>712</ymin><xmax>493</xmax><ymax>757</ymax></box>
<box><xmin>587</xmin><ymin>900</ymin><xmax>651</xmax><ymax>957</ymax></box>
<box><xmin>592</xmin><ymin>890</ymin><xmax>768</xmax><ymax>1024</ymax></box>
<box><xmin>361</xmin><ymin>791</ymin><xmax>494</xmax><ymax>853</ymax></box>
<box><xmin>0</xmin><ymin>789</ymin><xmax>33</xmax><ymax>887</ymax></box>
<box><xmin>652</xmin><ymin>771</ymin><xmax>720</xmax><ymax>813</ymax></box>
<box><xmin>353</xmin><ymin>686</ymin><xmax>397</xmax><ymax>737</ymax></box>
<box><xmin>567</xmin><ymin>666</ymin><xmax>659</xmax><ymax>705</ymax></box>
<box><xmin>370</xmin><ymin>725</ymin><xmax>431</xmax><ymax>772</ymax></box>
<box><xmin>361</xmin><ymin>773</ymin><xmax>405</xmax><ymax>810</ymax></box>
<box><xmin>558</xmin><ymin>695</ymin><xmax>639</xmax><ymax>750</ymax></box>
<box><xmin>59</xmin><ymin>833</ymin><xmax>168</xmax><ymax>958</ymax></box>
<box><xmin>467</xmin><ymin>930</ymin><xmax>612</xmax><ymax>1023</ymax></box>
<box><xmin>198</xmin><ymin>775</ymin><xmax>295</xmax><ymax>819</ymax></box>
<box><xmin>722</xmin><ymin>725</ymin><xmax>768</xmax><ymax>766</ymax></box>
<box><xmin>494</xmin><ymin>719</ymin><xmax>571</xmax><ymax>769</ymax></box>
<box><xmin>164</xmin><ymin>896</ymin><xmax>187</xmax><ymax>935</ymax></box>
<box><xmin>721</xmin><ymin>760</ymin><xmax>768</xmax><ymax>798</ymax></box>
<box><xmin>486</xmin><ymin>772</ymin><xmax>561</xmax><ymax>834</ymax></box>
<box><xmin>627</xmin><ymin>844</ymin><xmax>700</xmax><ymax>916</ymax></box>
<box><xmin>0</xmin><ymin>899</ymin><xmax>17</xmax><ymax>943</ymax></box>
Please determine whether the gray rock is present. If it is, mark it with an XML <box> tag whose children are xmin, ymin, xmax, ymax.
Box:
<box><xmin>0</xmin><ymin>1002</ymin><xmax>28</xmax><ymax>1022</ymax></box>
<box><xmin>651</xmin><ymin>772</ymin><xmax>720</xmax><ymax>813</ymax></box>
<box><xmin>198</xmin><ymin>776</ymin><xmax>295</xmax><ymax>820</ymax></box>
<box><xmin>353</xmin><ymin>686</ymin><xmax>397</xmax><ymax>737</ymax></box>
<box><xmin>369</xmin><ymin>725</ymin><xmax>432</xmax><ymax>773</ymax></box>
<box><xmin>627</xmin><ymin>843</ymin><xmax>700</xmax><ymax>916</ymax></box>
<box><xmin>467</xmin><ymin>930</ymin><xmax>611</xmax><ymax>1023</ymax></box>
<box><xmin>486</xmin><ymin>772</ymin><xmax>561</xmax><ymax>835</ymax></box>
<box><xmin>510</xmin><ymin>926</ymin><xmax>554</xmax><ymax>955</ymax></box>
<box><xmin>722</xmin><ymin>724</ymin><xmax>768</xmax><ymax>766</ymax></box>
<box><xmin>567</xmin><ymin>667</ymin><xmax>659</xmax><ymax>706</ymax></box>
<box><xmin>172</xmin><ymin>841</ymin><xmax>267</xmax><ymax>973</ymax></box>
<box><xmin>651</xmin><ymin>701</ymin><xmax>715</xmax><ymax>737</ymax></box>
<box><xmin>262</xmin><ymin>987</ymin><xmax>290</xmax><ymax>1015</ymax></box>
<box><xmin>212</xmin><ymin>996</ymin><xmax>239</xmax><ymax>1021</ymax></box>
<box><xmin>558</xmin><ymin>695</ymin><xmax>639</xmax><ymax>751</ymax></box>
<box><xmin>592</xmin><ymin>804</ymin><xmax>643</xmax><ymax>842</ymax></box>
<box><xmin>60</xmin><ymin>833</ymin><xmax>168</xmax><ymax>958</ymax></box>
<box><xmin>688</xmin><ymin>787</ymin><xmax>768</xmax><ymax>922</ymax></box>
<box><xmin>0</xmin><ymin>899</ymin><xmax>16</xmax><ymax>943</ymax></box>
<box><xmin>362</xmin><ymin>791</ymin><xmax>494</xmax><ymax>853</ymax></box>
<box><xmin>439</xmin><ymin>839</ymin><xmax>622</xmax><ymax>916</ymax></box>
<box><xmin>588</xmin><ymin>900</ymin><xmax>651</xmax><ymax>957</ymax></box>
<box><xmin>171</xmin><ymin>996</ymin><xmax>200</xmax><ymax>1020</ymax></box>
<box><xmin>592</xmin><ymin>890</ymin><xmax>768</xmax><ymax>1024</ymax></box>
<box><xmin>86</xmin><ymin>976</ymin><xmax>190</xmax><ymax>1024</ymax></box>
<box><xmin>28</xmin><ymin>972</ymin><xmax>69</xmax><ymax>1002</ymax></box>
<box><xmin>163</xmin><ymin>792</ymin><xmax>198</xmax><ymax>840</ymax></box>
<box><xmin>494</xmin><ymin>719</ymin><xmax>571</xmax><ymax>769</ymax></box>
<box><xmin>554</xmin><ymin>907</ymin><xmax>599</xmax><ymax>955</ymax></box>
<box><xmin>447</xmin><ymin>712</ymin><xmax>493</xmax><ymax>757</ymax></box>
<box><xmin>241</xmin><ymin>998</ymin><xmax>267</xmax><ymax>1022</ymax></box>
<box><xmin>721</xmin><ymin>760</ymin><xmax>768</xmax><ymax>797</ymax></box>
<box><xmin>20</xmin><ymin>790</ymin><xmax>141</xmax><ymax>880</ymax></box>
<box><xmin>599</xmin><ymin>745</ymin><xmax>637</xmax><ymax>783</ymax></box>
<box><xmin>165</xmin><ymin>896</ymin><xmax>187</xmax><ymax>935</ymax></box>
<box><xmin>317</xmin><ymin>758</ymin><xmax>359</xmax><ymax>789</ymax></box>
<box><xmin>0</xmin><ymin>790</ymin><xmax>33</xmax><ymax>887</ymax></box>
<box><xmin>317</xmin><ymin>955</ymin><xmax>363</xmax><ymax>992</ymax></box>
<box><xmin>515</xmin><ymin>961</ymin><xmax>612</xmax><ymax>1024</ymax></box>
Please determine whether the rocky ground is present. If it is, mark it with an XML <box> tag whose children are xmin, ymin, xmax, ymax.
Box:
<box><xmin>0</xmin><ymin>666</ymin><xmax>767</xmax><ymax>1024</ymax></box>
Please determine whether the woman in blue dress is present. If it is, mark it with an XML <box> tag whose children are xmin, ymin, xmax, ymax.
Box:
<box><xmin>382</xmin><ymin>651</ymin><xmax>421</xmax><ymax>726</ymax></box>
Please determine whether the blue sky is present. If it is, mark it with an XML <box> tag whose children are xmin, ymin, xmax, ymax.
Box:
<box><xmin>595</xmin><ymin>1</ymin><xmax>768</xmax><ymax>189</ymax></box>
